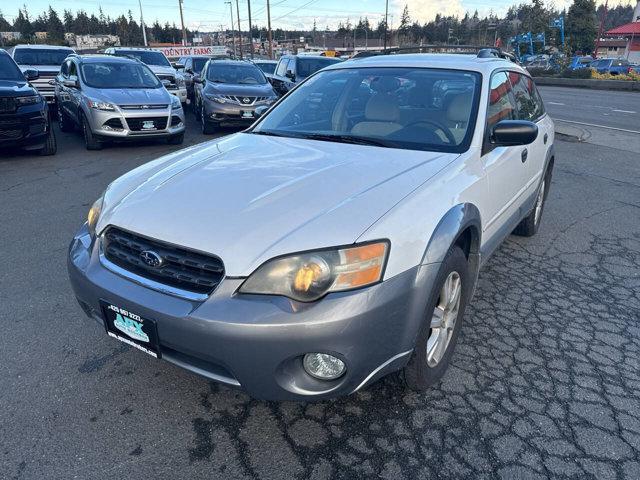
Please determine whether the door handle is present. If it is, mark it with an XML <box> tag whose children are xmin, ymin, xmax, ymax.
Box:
<box><xmin>543</xmin><ymin>133</ymin><xmax>548</xmax><ymax>144</ymax></box>
<box><xmin>521</xmin><ymin>148</ymin><xmax>528</xmax><ymax>163</ymax></box>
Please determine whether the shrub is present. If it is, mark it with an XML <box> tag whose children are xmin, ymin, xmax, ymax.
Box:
<box><xmin>560</xmin><ymin>68</ymin><xmax>592</xmax><ymax>79</ymax></box>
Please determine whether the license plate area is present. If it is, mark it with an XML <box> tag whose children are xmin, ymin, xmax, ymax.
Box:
<box><xmin>240</xmin><ymin>110</ymin><xmax>254</xmax><ymax>119</ymax></box>
<box><xmin>100</xmin><ymin>301</ymin><xmax>160</xmax><ymax>358</ymax></box>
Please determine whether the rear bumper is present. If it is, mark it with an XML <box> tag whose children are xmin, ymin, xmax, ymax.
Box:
<box><xmin>68</xmin><ymin>224</ymin><xmax>438</xmax><ymax>401</ymax></box>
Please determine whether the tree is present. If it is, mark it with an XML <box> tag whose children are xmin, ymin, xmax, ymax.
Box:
<box><xmin>47</xmin><ymin>7</ymin><xmax>65</xmax><ymax>43</ymax></box>
<box><xmin>566</xmin><ymin>0</ymin><xmax>597</xmax><ymax>53</ymax></box>
<box><xmin>0</xmin><ymin>10</ymin><xmax>11</xmax><ymax>31</ymax></box>
<box><xmin>398</xmin><ymin>5</ymin><xmax>411</xmax><ymax>44</ymax></box>
<box><xmin>13</xmin><ymin>6</ymin><xmax>34</xmax><ymax>40</ymax></box>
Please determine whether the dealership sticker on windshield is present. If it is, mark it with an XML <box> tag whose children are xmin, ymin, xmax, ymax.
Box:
<box><xmin>100</xmin><ymin>301</ymin><xmax>160</xmax><ymax>358</ymax></box>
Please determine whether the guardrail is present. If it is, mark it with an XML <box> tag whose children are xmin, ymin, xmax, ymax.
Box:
<box><xmin>533</xmin><ymin>77</ymin><xmax>640</xmax><ymax>91</ymax></box>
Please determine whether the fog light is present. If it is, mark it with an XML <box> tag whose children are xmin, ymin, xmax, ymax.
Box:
<box><xmin>303</xmin><ymin>353</ymin><xmax>346</xmax><ymax>380</ymax></box>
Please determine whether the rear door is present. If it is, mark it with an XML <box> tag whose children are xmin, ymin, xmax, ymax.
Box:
<box><xmin>481</xmin><ymin>71</ymin><xmax>531</xmax><ymax>236</ymax></box>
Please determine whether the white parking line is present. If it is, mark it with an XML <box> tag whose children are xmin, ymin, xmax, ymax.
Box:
<box><xmin>612</xmin><ymin>109</ymin><xmax>637</xmax><ymax>114</ymax></box>
<box><xmin>547</xmin><ymin>101</ymin><xmax>565</xmax><ymax>105</ymax></box>
<box><xmin>554</xmin><ymin>118</ymin><xmax>640</xmax><ymax>134</ymax></box>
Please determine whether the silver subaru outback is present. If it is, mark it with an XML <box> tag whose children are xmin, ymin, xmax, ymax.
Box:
<box><xmin>54</xmin><ymin>54</ymin><xmax>185</xmax><ymax>150</ymax></box>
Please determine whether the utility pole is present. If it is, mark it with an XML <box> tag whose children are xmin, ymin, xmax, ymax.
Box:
<box><xmin>247</xmin><ymin>0</ymin><xmax>255</xmax><ymax>58</ymax></box>
<box><xmin>138</xmin><ymin>0</ymin><xmax>148</xmax><ymax>46</ymax></box>
<box><xmin>383</xmin><ymin>0</ymin><xmax>389</xmax><ymax>49</ymax></box>
<box><xmin>235</xmin><ymin>0</ymin><xmax>243</xmax><ymax>59</ymax></box>
<box><xmin>266</xmin><ymin>0</ymin><xmax>273</xmax><ymax>59</ymax></box>
<box><xmin>226</xmin><ymin>1</ymin><xmax>236</xmax><ymax>57</ymax></box>
<box><xmin>178</xmin><ymin>0</ymin><xmax>187</xmax><ymax>46</ymax></box>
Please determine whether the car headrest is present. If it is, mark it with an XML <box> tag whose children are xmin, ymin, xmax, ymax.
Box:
<box><xmin>370</xmin><ymin>76</ymin><xmax>400</xmax><ymax>93</ymax></box>
<box><xmin>364</xmin><ymin>94</ymin><xmax>400</xmax><ymax>122</ymax></box>
<box><xmin>447</xmin><ymin>93</ymin><xmax>473</xmax><ymax>123</ymax></box>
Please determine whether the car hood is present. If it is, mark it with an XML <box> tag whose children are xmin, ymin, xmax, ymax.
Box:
<box><xmin>205</xmin><ymin>82</ymin><xmax>276</xmax><ymax>97</ymax></box>
<box><xmin>85</xmin><ymin>86</ymin><xmax>170</xmax><ymax>105</ymax></box>
<box><xmin>99</xmin><ymin>133</ymin><xmax>457</xmax><ymax>276</ymax></box>
<box><xmin>148</xmin><ymin>65</ymin><xmax>177</xmax><ymax>76</ymax></box>
<box><xmin>0</xmin><ymin>80</ymin><xmax>35</xmax><ymax>96</ymax></box>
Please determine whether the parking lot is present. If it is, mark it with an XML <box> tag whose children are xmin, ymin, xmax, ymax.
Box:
<box><xmin>2</xmin><ymin>88</ymin><xmax>640</xmax><ymax>479</ymax></box>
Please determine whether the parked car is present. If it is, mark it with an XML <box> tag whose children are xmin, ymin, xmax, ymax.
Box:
<box><xmin>0</xmin><ymin>49</ymin><xmax>56</xmax><ymax>155</ymax></box>
<box><xmin>568</xmin><ymin>55</ymin><xmax>595</xmax><ymax>70</ymax></box>
<box><xmin>193</xmin><ymin>59</ymin><xmax>278</xmax><ymax>134</ymax></box>
<box><xmin>269</xmin><ymin>54</ymin><xmax>342</xmax><ymax>96</ymax></box>
<box><xmin>68</xmin><ymin>53</ymin><xmax>554</xmax><ymax>401</ymax></box>
<box><xmin>176</xmin><ymin>55</ymin><xmax>215</xmax><ymax>104</ymax></box>
<box><xmin>11</xmin><ymin>44</ymin><xmax>76</xmax><ymax>110</ymax></box>
<box><xmin>104</xmin><ymin>47</ymin><xmax>188</xmax><ymax>103</ymax></box>
<box><xmin>54</xmin><ymin>55</ymin><xmax>185</xmax><ymax>150</ymax></box>
<box><xmin>590</xmin><ymin>58</ymin><xmax>634</xmax><ymax>75</ymax></box>
<box><xmin>252</xmin><ymin>59</ymin><xmax>278</xmax><ymax>75</ymax></box>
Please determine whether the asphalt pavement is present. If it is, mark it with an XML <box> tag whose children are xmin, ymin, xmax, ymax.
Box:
<box><xmin>1</xmin><ymin>104</ymin><xmax>640</xmax><ymax>479</ymax></box>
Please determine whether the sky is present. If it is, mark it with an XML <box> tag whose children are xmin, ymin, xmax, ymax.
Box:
<box><xmin>3</xmin><ymin>0</ymin><xmax>636</xmax><ymax>32</ymax></box>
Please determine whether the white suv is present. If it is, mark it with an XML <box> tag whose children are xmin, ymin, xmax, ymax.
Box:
<box><xmin>68</xmin><ymin>52</ymin><xmax>554</xmax><ymax>401</ymax></box>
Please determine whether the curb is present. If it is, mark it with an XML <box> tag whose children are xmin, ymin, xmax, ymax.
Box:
<box><xmin>533</xmin><ymin>77</ymin><xmax>640</xmax><ymax>91</ymax></box>
<box><xmin>554</xmin><ymin>123</ymin><xmax>590</xmax><ymax>142</ymax></box>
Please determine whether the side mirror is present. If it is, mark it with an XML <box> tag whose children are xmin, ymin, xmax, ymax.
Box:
<box><xmin>172</xmin><ymin>62</ymin><xmax>185</xmax><ymax>70</ymax></box>
<box><xmin>63</xmin><ymin>78</ymin><xmax>79</xmax><ymax>88</ymax></box>
<box><xmin>254</xmin><ymin>105</ymin><xmax>269</xmax><ymax>118</ymax></box>
<box><xmin>24</xmin><ymin>69</ymin><xmax>39</xmax><ymax>81</ymax></box>
<box><xmin>285</xmin><ymin>69</ymin><xmax>295</xmax><ymax>81</ymax></box>
<box><xmin>491</xmin><ymin>120</ymin><xmax>538</xmax><ymax>146</ymax></box>
<box><xmin>185</xmin><ymin>68</ymin><xmax>194</xmax><ymax>75</ymax></box>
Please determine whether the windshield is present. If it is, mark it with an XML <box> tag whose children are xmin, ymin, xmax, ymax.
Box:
<box><xmin>206</xmin><ymin>63</ymin><xmax>267</xmax><ymax>84</ymax></box>
<box><xmin>252</xmin><ymin>67</ymin><xmax>481</xmax><ymax>153</ymax></box>
<box><xmin>13</xmin><ymin>48</ymin><xmax>73</xmax><ymax>66</ymax></box>
<box><xmin>113</xmin><ymin>50</ymin><xmax>171</xmax><ymax>67</ymax></box>
<box><xmin>255</xmin><ymin>62</ymin><xmax>276</xmax><ymax>74</ymax></box>
<box><xmin>0</xmin><ymin>54</ymin><xmax>26</xmax><ymax>81</ymax></box>
<box><xmin>81</xmin><ymin>62</ymin><xmax>161</xmax><ymax>89</ymax></box>
<box><xmin>192</xmin><ymin>58</ymin><xmax>208</xmax><ymax>73</ymax></box>
<box><xmin>296</xmin><ymin>57</ymin><xmax>341</xmax><ymax>78</ymax></box>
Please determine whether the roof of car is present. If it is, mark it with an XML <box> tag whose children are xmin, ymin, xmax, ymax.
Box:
<box><xmin>13</xmin><ymin>44</ymin><xmax>74</xmax><ymax>50</ymax></box>
<box><xmin>76</xmin><ymin>54</ymin><xmax>140</xmax><ymax>64</ymax></box>
<box><xmin>209</xmin><ymin>59</ymin><xmax>259</xmax><ymax>66</ymax></box>
<box><xmin>325</xmin><ymin>53</ymin><xmax>523</xmax><ymax>74</ymax></box>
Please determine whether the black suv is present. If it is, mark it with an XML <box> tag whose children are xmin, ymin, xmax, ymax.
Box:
<box><xmin>0</xmin><ymin>49</ymin><xmax>56</xmax><ymax>155</ymax></box>
<box><xmin>269</xmin><ymin>55</ymin><xmax>342</xmax><ymax>96</ymax></box>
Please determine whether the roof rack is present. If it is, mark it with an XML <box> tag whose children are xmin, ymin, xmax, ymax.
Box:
<box><xmin>353</xmin><ymin>45</ymin><xmax>518</xmax><ymax>63</ymax></box>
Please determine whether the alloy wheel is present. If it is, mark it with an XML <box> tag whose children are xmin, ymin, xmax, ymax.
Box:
<box><xmin>426</xmin><ymin>271</ymin><xmax>462</xmax><ymax>367</ymax></box>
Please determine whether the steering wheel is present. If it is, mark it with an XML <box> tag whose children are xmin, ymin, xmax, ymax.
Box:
<box><xmin>240</xmin><ymin>77</ymin><xmax>256</xmax><ymax>84</ymax></box>
<box><xmin>402</xmin><ymin>119</ymin><xmax>457</xmax><ymax>145</ymax></box>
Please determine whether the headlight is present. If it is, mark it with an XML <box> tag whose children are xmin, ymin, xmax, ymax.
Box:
<box><xmin>87</xmin><ymin>194</ymin><xmax>105</xmax><ymax>237</ymax></box>
<box><xmin>239</xmin><ymin>241</ymin><xmax>389</xmax><ymax>302</ymax></box>
<box><xmin>87</xmin><ymin>99</ymin><xmax>116</xmax><ymax>111</ymax></box>
<box><xmin>15</xmin><ymin>95</ymin><xmax>42</xmax><ymax>106</ymax></box>
<box><xmin>205</xmin><ymin>94</ymin><xmax>227</xmax><ymax>104</ymax></box>
<box><xmin>171</xmin><ymin>95</ymin><xmax>182</xmax><ymax>109</ymax></box>
<box><xmin>176</xmin><ymin>76</ymin><xmax>185</xmax><ymax>87</ymax></box>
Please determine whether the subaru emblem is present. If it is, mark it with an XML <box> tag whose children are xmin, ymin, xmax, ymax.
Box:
<box><xmin>140</xmin><ymin>250</ymin><xmax>163</xmax><ymax>268</ymax></box>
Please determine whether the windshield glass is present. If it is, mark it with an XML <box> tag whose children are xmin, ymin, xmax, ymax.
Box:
<box><xmin>255</xmin><ymin>62</ymin><xmax>276</xmax><ymax>74</ymax></box>
<box><xmin>113</xmin><ymin>50</ymin><xmax>171</xmax><ymax>67</ymax></box>
<box><xmin>81</xmin><ymin>62</ymin><xmax>161</xmax><ymax>89</ymax></box>
<box><xmin>0</xmin><ymin>54</ymin><xmax>26</xmax><ymax>81</ymax></box>
<box><xmin>192</xmin><ymin>58</ymin><xmax>208</xmax><ymax>73</ymax></box>
<box><xmin>296</xmin><ymin>57</ymin><xmax>341</xmax><ymax>78</ymax></box>
<box><xmin>13</xmin><ymin>48</ymin><xmax>73</xmax><ymax>66</ymax></box>
<box><xmin>252</xmin><ymin>67</ymin><xmax>481</xmax><ymax>153</ymax></box>
<box><xmin>206</xmin><ymin>63</ymin><xmax>267</xmax><ymax>84</ymax></box>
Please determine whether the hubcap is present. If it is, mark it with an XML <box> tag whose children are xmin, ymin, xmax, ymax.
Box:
<box><xmin>534</xmin><ymin>180</ymin><xmax>546</xmax><ymax>225</ymax></box>
<box><xmin>426</xmin><ymin>271</ymin><xmax>462</xmax><ymax>367</ymax></box>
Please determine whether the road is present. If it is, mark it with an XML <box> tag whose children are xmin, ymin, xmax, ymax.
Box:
<box><xmin>2</xmin><ymin>107</ymin><xmax>640</xmax><ymax>479</ymax></box>
<box><xmin>538</xmin><ymin>86</ymin><xmax>640</xmax><ymax>132</ymax></box>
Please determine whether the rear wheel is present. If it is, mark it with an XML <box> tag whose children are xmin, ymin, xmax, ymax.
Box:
<box><xmin>80</xmin><ymin>112</ymin><xmax>102</xmax><ymax>151</ymax></box>
<box><xmin>38</xmin><ymin>128</ymin><xmax>57</xmax><ymax>156</ymax></box>
<box><xmin>401</xmin><ymin>245</ymin><xmax>470</xmax><ymax>391</ymax></box>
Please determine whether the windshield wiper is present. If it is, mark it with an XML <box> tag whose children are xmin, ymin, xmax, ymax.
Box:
<box><xmin>300</xmin><ymin>133</ymin><xmax>392</xmax><ymax>148</ymax></box>
<box><xmin>250</xmin><ymin>130</ymin><xmax>290</xmax><ymax>137</ymax></box>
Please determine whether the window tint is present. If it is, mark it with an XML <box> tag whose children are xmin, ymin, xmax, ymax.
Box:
<box><xmin>68</xmin><ymin>61</ymin><xmax>78</xmax><ymax>77</ymax></box>
<box><xmin>275</xmin><ymin>58</ymin><xmax>288</xmax><ymax>76</ymax></box>
<box><xmin>0</xmin><ymin>53</ymin><xmax>25</xmax><ymax>81</ymax></box>
<box><xmin>509</xmin><ymin>72</ymin><xmax>541</xmax><ymax>121</ymax></box>
<box><xmin>487</xmin><ymin>71</ymin><xmax>516</xmax><ymax>130</ymax></box>
<box><xmin>60</xmin><ymin>60</ymin><xmax>70</xmax><ymax>77</ymax></box>
<box><xmin>295</xmin><ymin>57</ymin><xmax>341</xmax><ymax>78</ymax></box>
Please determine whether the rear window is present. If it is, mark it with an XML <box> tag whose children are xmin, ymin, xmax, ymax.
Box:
<box><xmin>13</xmin><ymin>48</ymin><xmax>74</xmax><ymax>66</ymax></box>
<box><xmin>296</xmin><ymin>57</ymin><xmax>341</xmax><ymax>78</ymax></box>
<box><xmin>0</xmin><ymin>53</ymin><xmax>25</xmax><ymax>81</ymax></box>
<box><xmin>112</xmin><ymin>50</ymin><xmax>171</xmax><ymax>67</ymax></box>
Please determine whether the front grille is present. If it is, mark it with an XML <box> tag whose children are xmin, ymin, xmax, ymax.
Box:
<box><xmin>0</xmin><ymin>128</ymin><xmax>22</xmax><ymax>140</ymax></box>
<box><xmin>103</xmin><ymin>227</ymin><xmax>225</xmax><ymax>295</ymax></box>
<box><xmin>220</xmin><ymin>95</ymin><xmax>269</xmax><ymax>105</ymax></box>
<box><xmin>126</xmin><ymin>116</ymin><xmax>168</xmax><ymax>131</ymax></box>
<box><xmin>119</xmin><ymin>104</ymin><xmax>168</xmax><ymax>110</ymax></box>
<box><xmin>0</xmin><ymin>97</ymin><xmax>17</xmax><ymax>113</ymax></box>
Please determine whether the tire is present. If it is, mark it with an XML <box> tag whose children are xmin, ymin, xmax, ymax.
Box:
<box><xmin>513</xmin><ymin>166</ymin><xmax>552</xmax><ymax>237</ymax></box>
<box><xmin>194</xmin><ymin>98</ymin><xmax>202</xmax><ymax>120</ymax></box>
<box><xmin>401</xmin><ymin>245</ymin><xmax>471</xmax><ymax>391</ymax></box>
<box><xmin>38</xmin><ymin>127</ymin><xmax>57</xmax><ymax>156</ymax></box>
<box><xmin>80</xmin><ymin>112</ymin><xmax>102</xmax><ymax>150</ymax></box>
<box><xmin>57</xmin><ymin>106</ymin><xmax>74</xmax><ymax>132</ymax></box>
<box><xmin>167</xmin><ymin>132</ymin><xmax>184</xmax><ymax>145</ymax></box>
<box><xmin>201</xmin><ymin>110</ymin><xmax>215</xmax><ymax>135</ymax></box>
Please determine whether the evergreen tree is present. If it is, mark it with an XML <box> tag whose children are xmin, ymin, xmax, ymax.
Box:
<box><xmin>14</xmin><ymin>7</ymin><xmax>34</xmax><ymax>40</ymax></box>
<box><xmin>398</xmin><ymin>5</ymin><xmax>411</xmax><ymax>44</ymax></box>
<box><xmin>566</xmin><ymin>0</ymin><xmax>597</xmax><ymax>53</ymax></box>
<box><xmin>47</xmin><ymin>7</ymin><xmax>65</xmax><ymax>43</ymax></box>
<box><xmin>0</xmin><ymin>10</ymin><xmax>11</xmax><ymax>31</ymax></box>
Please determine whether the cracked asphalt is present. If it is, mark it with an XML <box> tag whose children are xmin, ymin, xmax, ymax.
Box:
<box><xmin>1</xmin><ymin>103</ymin><xmax>639</xmax><ymax>479</ymax></box>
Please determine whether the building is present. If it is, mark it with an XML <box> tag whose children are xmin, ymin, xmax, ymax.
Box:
<box><xmin>0</xmin><ymin>32</ymin><xmax>22</xmax><ymax>42</ymax></box>
<box><xmin>65</xmin><ymin>33</ymin><xmax>121</xmax><ymax>51</ymax></box>
<box><xmin>603</xmin><ymin>0</ymin><xmax>640</xmax><ymax>62</ymax></box>
<box><xmin>35</xmin><ymin>32</ymin><xmax>48</xmax><ymax>40</ymax></box>
<box><xmin>595</xmin><ymin>38</ymin><xmax>629</xmax><ymax>58</ymax></box>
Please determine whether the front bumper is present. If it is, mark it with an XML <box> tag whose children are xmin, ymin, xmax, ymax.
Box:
<box><xmin>0</xmin><ymin>102</ymin><xmax>50</xmax><ymax>150</ymax></box>
<box><xmin>68</xmin><ymin>224</ymin><xmax>438</xmax><ymax>401</ymax></box>
<box><xmin>87</xmin><ymin>106</ymin><xmax>185</xmax><ymax>140</ymax></box>
<box><xmin>203</xmin><ymin>99</ymin><xmax>274</xmax><ymax>126</ymax></box>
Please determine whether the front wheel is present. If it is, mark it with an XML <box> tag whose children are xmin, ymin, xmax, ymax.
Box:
<box><xmin>38</xmin><ymin>128</ymin><xmax>57</xmax><ymax>156</ymax></box>
<box><xmin>201</xmin><ymin>111</ymin><xmax>216</xmax><ymax>135</ymax></box>
<box><xmin>80</xmin><ymin>112</ymin><xmax>102</xmax><ymax>151</ymax></box>
<box><xmin>401</xmin><ymin>245</ymin><xmax>471</xmax><ymax>391</ymax></box>
<box><xmin>57</xmin><ymin>106</ymin><xmax>74</xmax><ymax>132</ymax></box>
